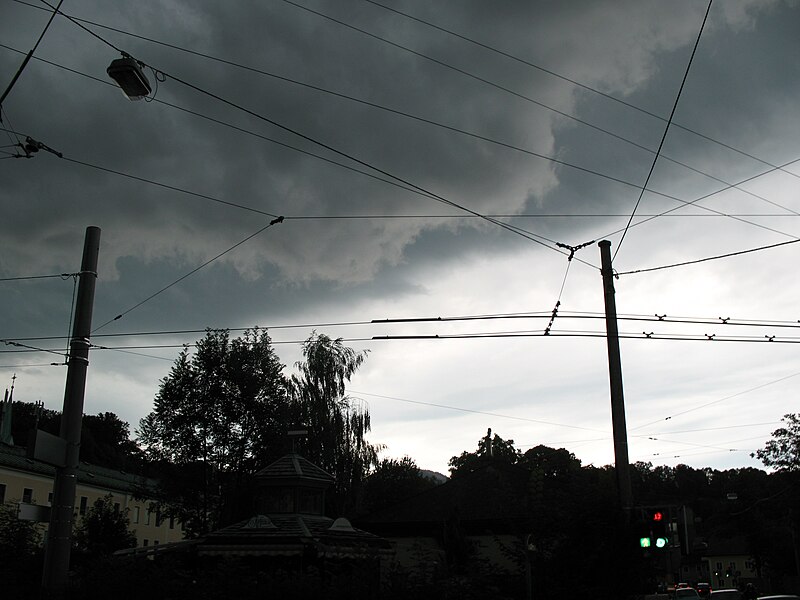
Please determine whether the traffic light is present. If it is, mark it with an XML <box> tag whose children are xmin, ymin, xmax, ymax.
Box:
<box><xmin>650</xmin><ymin>510</ymin><xmax>669</xmax><ymax>549</ymax></box>
<box><xmin>638</xmin><ymin>507</ymin><xmax>671</xmax><ymax>550</ymax></box>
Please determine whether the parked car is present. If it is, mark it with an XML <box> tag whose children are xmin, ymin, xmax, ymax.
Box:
<box><xmin>676</xmin><ymin>589</ymin><xmax>701</xmax><ymax>599</ymax></box>
<box><xmin>757</xmin><ymin>596</ymin><xmax>800</xmax><ymax>600</ymax></box>
<box><xmin>710</xmin><ymin>590</ymin><xmax>742</xmax><ymax>600</ymax></box>
<box><xmin>697</xmin><ymin>583</ymin><xmax>712</xmax><ymax>598</ymax></box>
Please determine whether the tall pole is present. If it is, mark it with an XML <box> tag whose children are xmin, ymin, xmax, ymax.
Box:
<box><xmin>42</xmin><ymin>226</ymin><xmax>100</xmax><ymax>598</ymax></box>
<box><xmin>598</xmin><ymin>240</ymin><xmax>633</xmax><ymax>513</ymax></box>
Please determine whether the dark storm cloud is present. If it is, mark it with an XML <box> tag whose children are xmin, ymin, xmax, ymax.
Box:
<box><xmin>3</xmin><ymin>0</ymin><xmax>798</xmax><ymax>472</ymax></box>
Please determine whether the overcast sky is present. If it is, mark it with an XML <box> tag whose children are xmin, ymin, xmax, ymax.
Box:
<box><xmin>2</xmin><ymin>0</ymin><xmax>799</xmax><ymax>476</ymax></box>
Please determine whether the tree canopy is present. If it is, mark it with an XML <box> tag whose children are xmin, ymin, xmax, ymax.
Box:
<box><xmin>9</xmin><ymin>402</ymin><xmax>142</xmax><ymax>471</ymax></box>
<box><xmin>448</xmin><ymin>428</ymin><xmax>520</xmax><ymax>477</ymax></box>
<box><xmin>754</xmin><ymin>413</ymin><xmax>800</xmax><ymax>472</ymax></box>
<box><xmin>137</xmin><ymin>329</ymin><xmax>379</xmax><ymax>528</ymax></box>
<box><xmin>360</xmin><ymin>456</ymin><xmax>438</xmax><ymax>515</ymax></box>
<box><xmin>290</xmin><ymin>333</ymin><xmax>381</xmax><ymax>515</ymax></box>
<box><xmin>137</xmin><ymin>328</ymin><xmax>290</xmax><ymax>533</ymax></box>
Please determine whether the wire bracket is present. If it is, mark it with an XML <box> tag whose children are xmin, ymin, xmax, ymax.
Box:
<box><xmin>21</xmin><ymin>136</ymin><xmax>62</xmax><ymax>158</ymax></box>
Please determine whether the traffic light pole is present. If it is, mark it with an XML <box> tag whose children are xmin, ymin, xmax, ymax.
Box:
<box><xmin>599</xmin><ymin>240</ymin><xmax>633</xmax><ymax>514</ymax></box>
<box><xmin>41</xmin><ymin>226</ymin><xmax>101</xmax><ymax>598</ymax></box>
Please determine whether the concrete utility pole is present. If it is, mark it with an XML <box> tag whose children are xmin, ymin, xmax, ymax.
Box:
<box><xmin>598</xmin><ymin>240</ymin><xmax>633</xmax><ymax>513</ymax></box>
<box><xmin>41</xmin><ymin>226</ymin><xmax>100</xmax><ymax>598</ymax></box>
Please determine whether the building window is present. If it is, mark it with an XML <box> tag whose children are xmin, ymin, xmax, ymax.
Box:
<box><xmin>169</xmin><ymin>516</ymin><xmax>174</xmax><ymax>529</ymax></box>
<box><xmin>22</xmin><ymin>488</ymin><xmax>33</xmax><ymax>503</ymax></box>
<box><xmin>113</xmin><ymin>502</ymin><xmax>120</xmax><ymax>514</ymax></box>
<box><xmin>79</xmin><ymin>496</ymin><xmax>88</xmax><ymax>515</ymax></box>
<box><xmin>48</xmin><ymin>492</ymin><xmax>53</xmax><ymax>505</ymax></box>
<box><xmin>153</xmin><ymin>540</ymin><xmax>159</xmax><ymax>546</ymax></box>
<box><xmin>145</xmin><ymin>509</ymin><xmax>151</xmax><ymax>525</ymax></box>
<box><xmin>0</xmin><ymin>483</ymin><xmax>6</xmax><ymax>504</ymax></box>
<box><xmin>142</xmin><ymin>539</ymin><xmax>148</xmax><ymax>547</ymax></box>
<box><xmin>133</xmin><ymin>506</ymin><xmax>140</xmax><ymax>524</ymax></box>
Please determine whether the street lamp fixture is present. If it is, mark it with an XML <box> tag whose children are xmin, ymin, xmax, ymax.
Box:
<box><xmin>106</xmin><ymin>54</ymin><xmax>151</xmax><ymax>101</ymax></box>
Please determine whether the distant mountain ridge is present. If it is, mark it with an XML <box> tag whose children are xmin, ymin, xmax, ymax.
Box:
<box><xmin>420</xmin><ymin>469</ymin><xmax>448</xmax><ymax>484</ymax></box>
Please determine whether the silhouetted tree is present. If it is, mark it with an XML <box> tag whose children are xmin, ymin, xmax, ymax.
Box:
<box><xmin>360</xmin><ymin>456</ymin><xmax>438</xmax><ymax>515</ymax></box>
<box><xmin>290</xmin><ymin>333</ymin><xmax>381</xmax><ymax>515</ymax></box>
<box><xmin>137</xmin><ymin>328</ymin><xmax>290</xmax><ymax>533</ymax></box>
<box><xmin>10</xmin><ymin>402</ymin><xmax>143</xmax><ymax>471</ymax></box>
<box><xmin>754</xmin><ymin>413</ymin><xmax>800</xmax><ymax>579</ymax></box>
<box><xmin>755</xmin><ymin>413</ymin><xmax>800</xmax><ymax>472</ymax></box>
<box><xmin>448</xmin><ymin>429</ymin><xmax>520</xmax><ymax>478</ymax></box>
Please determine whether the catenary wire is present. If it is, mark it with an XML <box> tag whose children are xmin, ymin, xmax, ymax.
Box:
<box><xmin>34</xmin><ymin>9</ymin><xmax>578</xmax><ymax>258</ymax></box>
<box><xmin>17</xmin><ymin>0</ymin><xmax>799</xmax><ymax>191</ymax></box>
<box><xmin>597</xmin><ymin>157</ymin><xmax>800</xmax><ymax>243</ymax></box>
<box><xmin>0</xmin><ymin>362</ymin><xmax>65</xmax><ymax>368</ymax></box>
<box><xmin>12</xmin><ymin>3</ymin><xmax>795</xmax><ymax>220</ymax></box>
<box><xmin>617</xmin><ymin>238</ymin><xmax>800</xmax><ymax>276</ymax></box>
<box><xmin>630</xmin><ymin>370</ymin><xmax>800</xmax><ymax>432</ymax></box>
<box><xmin>0</xmin><ymin>272</ymin><xmax>78</xmax><ymax>281</ymax></box>
<box><xmin>7</xmin><ymin>330</ymin><xmax>800</xmax><ymax>355</ymax></box>
<box><xmin>0</xmin><ymin>0</ymin><xmax>64</xmax><ymax>107</ymax></box>
<box><xmin>613</xmin><ymin>0</ymin><xmax>713</xmax><ymax>260</ymax></box>
<box><xmin>3</xmin><ymin>45</ymin><xmax>796</xmax><ymax>257</ymax></box>
<box><xmin>278</xmin><ymin>0</ymin><xmax>800</xmax><ymax>220</ymax></box>
<box><xmin>349</xmin><ymin>389</ymin><xmax>609</xmax><ymax>433</ymax></box>
<box><xmin>92</xmin><ymin>216</ymin><xmax>285</xmax><ymax>332</ymax></box>
<box><xmin>44</xmin><ymin>2</ymin><xmax>795</xmax><ymax>256</ymax></box>
<box><xmin>10</xmin><ymin>311</ymin><xmax>800</xmax><ymax>347</ymax></box>
<box><xmin>0</xmin><ymin>44</ymin><xmax>581</xmax><ymax>266</ymax></box>
<box><xmin>359</xmin><ymin>0</ymin><xmax>800</xmax><ymax>183</ymax></box>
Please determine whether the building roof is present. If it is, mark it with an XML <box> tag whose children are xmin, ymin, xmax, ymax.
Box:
<box><xmin>0</xmin><ymin>442</ymin><xmax>157</xmax><ymax>496</ymax></box>
<box><xmin>197</xmin><ymin>514</ymin><xmax>391</xmax><ymax>558</ymax></box>
<box><xmin>254</xmin><ymin>453</ymin><xmax>334</xmax><ymax>485</ymax></box>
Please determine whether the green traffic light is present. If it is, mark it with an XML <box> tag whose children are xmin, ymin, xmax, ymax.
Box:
<box><xmin>640</xmin><ymin>537</ymin><xmax>651</xmax><ymax>548</ymax></box>
<box><xmin>655</xmin><ymin>537</ymin><xmax>668</xmax><ymax>548</ymax></box>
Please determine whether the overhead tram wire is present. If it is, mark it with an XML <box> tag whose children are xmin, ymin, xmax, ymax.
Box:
<box><xmin>13</xmin><ymin>6</ymin><xmax>794</xmax><ymax>220</ymax></box>
<box><xmin>1</xmin><ymin>105</ymin><xmax>25</xmax><ymax>150</ymax></box>
<box><xmin>630</xmin><ymin>369</ymin><xmax>800</xmax><ymax>432</ymax></box>
<box><xmin>543</xmin><ymin>240</ymin><xmax>596</xmax><ymax>336</ymax></box>
<box><xmin>3</xmin><ymin>62</ymin><xmax>791</xmax><ymax>281</ymax></box>
<box><xmin>11</xmin><ymin>328</ymin><xmax>800</xmax><ymax>355</ymax></box>
<box><xmin>613</xmin><ymin>0</ymin><xmax>713</xmax><ymax>260</ymax></box>
<box><xmin>92</xmin><ymin>215</ymin><xmax>285</xmax><ymax>332</ymax></box>
<box><xmin>639</xmin><ymin>422</ymin><xmax>780</xmax><ymax>436</ymax></box>
<box><xmin>361</xmin><ymin>0</ymin><xmax>800</xmax><ymax>183</ymax></box>
<box><xmin>616</xmin><ymin>237</ymin><xmax>800</xmax><ymax>276</ymax></box>
<box><xmin>341</xmin><ymin>390</ymin><xmax>773</xmax><ymax>454</ymax></box>
<box><xmin>599</xmin><ymin>157</ymin><xmax>800</xmax><ymax>242</ymax></box>
<box><xmin>0</xmin><ymin>272</ymin><xmax>78</xmax><ymax>281</ymax></box>
<box><xmin>39</xmin><ymin>5</ymin><xmax>584</xmax><ymax>263</ymax></box>
<box><xmin>0</xmin><ymin>362</ymin><xmax>65</xmax><ymax>368</ymax></box>
<box><xmin>12</xmin><ymin>310</ymin><xmax>800</xmax><ymax>347</ymax></box>
<box><xmin>0</xmin><ymin>0</ymin><xmax>63</xmax><ymax>110</ymax></box>
<box><xmin>349</xmin><ymin>389</ymin><xmax>610</xmax><ymax>434</ymax></box>
<box><xmin>0</xmin><ymin>50</ymin><xmax>442</xmax><ymax>216</ymax></box>
<box><xmin>17</xmin><ymin>0</ymin><xmax>800</xmax><ymax>195</ymax></box>
<box><xmin>1</xmin><ymin>338</ymin><xmax>67</xmax><ymax>360</ymax></box>
<box><xmin>3</xmin><ymin>46</ymin><xmax>795</xmax><ymax>254</ymax></box>
<box><xmin>273</xmin><ymin>0</ymin><xmax>800</xmax><ymax>219</ymax></box>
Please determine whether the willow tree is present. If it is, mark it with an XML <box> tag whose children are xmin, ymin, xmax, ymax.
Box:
<box><xmin>290</xmin><ymin>333</ymin><xmax>380</xmax><ymax>515</ymax></box>
<box><xmin>137</xmin><ymin>328</ymin><xmax>289</xmax><ymax>533</ymax></box>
